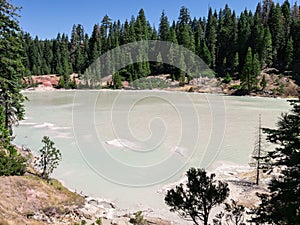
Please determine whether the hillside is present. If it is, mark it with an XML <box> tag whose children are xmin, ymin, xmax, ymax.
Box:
<box><xmin>0</xmin><ymin>175</ymin><xmax>86</xmax><ymax>225</ymax></box>
<box><xmin>24</xmin><ymin>69</ymin><xmax>300</xmax><ymax>98</ymax></box>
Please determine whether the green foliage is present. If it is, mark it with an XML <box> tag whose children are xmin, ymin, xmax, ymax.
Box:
<box><xmin>165</xmin><ymin>168</ymin><xmax>229</xmax><ymax>225</ymax></box>
<box><xmin>95</xmin><ymin>218</ymin><xmax>102</xmax><ymax>225</ymax></box>
<box><xmin>279</xmin><ymin>83</ymin><xmax>285</xmax><ymax>94</ymax></box>
<box><xmin>19</xmin><ymin>1</ymin><xmax>300</xmax><ymax>87</ymax></box>
<box><xmin>0</xmin><ymin>0</ymin><xmax>26</xmax><ymax>133</ymax></box>
<box><xmin>69</xmin><ymin>77</ymin><xmax>77</xmax><ymax>89</ymax></box>
<box><xmin>129</xmin><ymin>211</ymin><xmax>148</xmax><ymax>225</ymax></box>
<box><xmin>251</xmin><ymin>98</ymin><xmax>300</xmax><ymax>224</ymax></box>
<box><xmin>261</xmin><ymin>74</ymin><xmax>267</xmax><ymax>90</ymax></box>
<box><xmin>216</xmin><ymin>199</ymin><xmax>246</xmax><ymax>225</ymax></box>
<box><xmin>0</xmin><ymin>149</ymin><xmax>27</xmax><ymax>176</ymax></box>
<box><xmin>37</xmin><ymin>136</ymin><xmax>62</xmax><ymax>180</ymax></box>
<box><xmin>223</xmin><ymin>73</ymin><xmax>232</xmax><ymax>84</ymax></box>
<box><xmin>131</xmin><ymin>77</ymin><xmax>168</xmax><ymax>89</ymax></box>
<box><xmin>241</xmin><ymin>47</ymin><xmax>260</xmax><ymax>93</ymax></box>
<box><xmin>158</xmin><ymin>10</ymin><xmax>169</xmax><ymax>41</ymax></box>
<box><xmin>57</xmin><ymin>76</ymin><xmax>65</xmax><ymax>89</ymax></box>
<box><xmin>0</xmin><ymin>89</ymin><xmax>27</xmax><ymax>176</ymax></box>
<box><xmin>112</xmin><ymin>72</ymin><xmax>122</xmax><ymax>89</ymax></box>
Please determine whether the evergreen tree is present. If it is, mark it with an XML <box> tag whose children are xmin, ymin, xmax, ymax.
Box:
<box><xmin>233</xmin><ymin>52</ymin><xmax>239</xmax><ymax>74</ymax></box>
<box><xmin>241</xmin><ymin>47</ymin><xmax>259</xmax><ymax>93</ymax></box>
<box><xmin>158</xmin><ymin>10</ymin><xmax>170</xmax><ymax>41</ymax></box>
<box><xmin>205</xmin><ymin>8</ymin><xmax>218</xmax><ymax>69</ymax></box>
<box><xmin>261</xmin><ymin>26</ymin><xmax>273</xmax><ymax>68</ymax></box>
<box><xmin>0</xmin><ymin>0</ymin><xmax>26</xmax><ymax>133</ymax></box>
<box><xmin>165</xmin><ymin>168</ymin><xmax>229</xmax><ymax>225</ymax></box>
<box><xmin>42</xmin><ymin>40</ymin><xmax>53</xmax><ymax>74</ymax></box>
<box><xmin>237</xmin><ymin>10</ymin><xmax>252</xmax><ymax>72</ymax></box>
<box><xmin>168</xmin><ymin>25</ymin><xmax>177</xmax><ymax>44</ymax></box>
<box><xmin>252</xmin><ymin>99</ymin><xmax>300</xmax><ymax>224</ymax></box>
<box><xmin>135</xmin><ymin>9</ymin><xmax>149</xmax><ymax>40</ymax></box>
<box><xmin>283</xmin><ymin>37</ymin><xmax>294</xmax><ymax>70</ymax></box>
<box><xmin>112</xmin><ymin>71</ymin><xmax>122</xmax><ymax>89</ymax></box>
<box><xmin>268</xmin><ymin>3</ymin><xmax>284</xmax><ymax>66</ymax></box>
<box><xmin>216</xmin><ymin>5</ymin><xmax>237</xmax><ymax>75</ymax></box>
<box><xmin>151</xmin><ymin>26</ymin><xmax>158</xmax><ymax>40</ymax></box>
<box><xmin>201</xmin><ymin>42</ymin><xmax>212</xmax><ymax>67</ymax></box>
<box><xmin>262</xmin><ymin>0</ymin><xmax>273</xmax><ymax>24</ymax></box>
<box><xmin>291</xmin><ymin>17</ymin><xmax>300</xmax><ymax>83</ymax></box>
<box><xmin>37</xmin><ymin>136</ymin><xmax>62</xmax><ymax>180</ymax></box>
<box><xmin>194</xmin><ymin>19</ymin><xmax>202</xmax><ymax>57</ymax></box>
<box><xmin>281</xmin><ymin>0</ymin><xmax>291</xmax><ymax>41</ymax></box>
<box><xmin>88</xmin><ymin>24</ymin><xmax>101</xmax><ymax>63</ymax></box>
<box><xmin>177</xmin><ymin>7</ymin><xmax>193</xmax><ymax>50</ymax></box>
<box><xmin>52</xmin><ymin>34</ymin><xmax>63</xmax><ymax>74</ymax></box>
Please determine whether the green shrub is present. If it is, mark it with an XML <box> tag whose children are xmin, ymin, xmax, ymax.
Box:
<box><xmin>0</xmin><ymin>147</ymin><xmax>27</xmax><ymax>176</ymax></box>
<box><xmin>222</xmin><ymin>73</ymin><xmax>232</xmax><ymax>84</ymax></box>
<box><xmin>129</xmin><ymin>211</ymin><xmax>148</xmax><ymax>225</ymax></box>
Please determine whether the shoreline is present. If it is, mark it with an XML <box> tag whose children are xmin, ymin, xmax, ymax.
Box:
<box><xmin>15</xmin><ymin>142</ymin><xmax>262</xmax><ymax>224</ymax></box>
<box><xmin>13</xmin><ymin>138</ymin><xmax>272</xmax><ymax>224</ymax></box>
<box><xmin>22</xmin><ymin>86</ymin><xmax>298</xmax><ymax>100</ymax></box>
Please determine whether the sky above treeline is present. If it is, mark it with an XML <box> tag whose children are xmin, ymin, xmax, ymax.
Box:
<box><xmin>14</xmin><ymin>0</ymin><xmax>287</xmax><ymax>40</ymax></box>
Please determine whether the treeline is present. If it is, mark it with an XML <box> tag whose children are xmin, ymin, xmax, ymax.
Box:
<box><xmin>22</xmin><ymin>0</ymin><xmax>300</xmax><ymax>90</ymax></box>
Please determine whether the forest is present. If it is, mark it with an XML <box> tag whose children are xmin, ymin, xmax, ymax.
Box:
<box><xmin>1</xmin><ymin>0</ymin><xmax>299</xmax><ymax>223</ymax></box>
<box><xmin>22</xmin><ymin>0</ymin><xmax>300</xmax><ymax>91</ymax></box>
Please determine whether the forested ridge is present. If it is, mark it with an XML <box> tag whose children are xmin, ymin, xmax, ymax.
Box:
<box><xmin>21</xmin><ymin>0</ymin><xmax>300</xmax><ymax>91</ymax></box>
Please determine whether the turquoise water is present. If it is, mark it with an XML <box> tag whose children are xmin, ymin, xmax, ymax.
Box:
<box><xmin>13</xmin><ymin>90</ymin><xmax>290</xmax><ymax>209</ymax></box>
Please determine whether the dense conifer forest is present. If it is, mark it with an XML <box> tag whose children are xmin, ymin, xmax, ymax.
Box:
<box><xmin>22</xmin><ymin>0</ymin><xmax>300</xmax><ymax>90</ymax></box>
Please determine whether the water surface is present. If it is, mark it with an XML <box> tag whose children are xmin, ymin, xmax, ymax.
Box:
<box><xmin>13</xmin><ymin>90</ymin><xmax>290</xmax><ymax>209</ymax></box>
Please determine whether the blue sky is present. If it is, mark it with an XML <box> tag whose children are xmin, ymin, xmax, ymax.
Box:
<box><xmin>14</xmin><ymin>0</ymin><xmax>286</xmax><ymax>40</ymax></box>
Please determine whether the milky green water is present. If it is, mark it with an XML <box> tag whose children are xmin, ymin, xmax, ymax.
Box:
<box><xmin>13</xmin><ymin>90</ymin><xmax>290</xmax><ymax>209</ymax></box>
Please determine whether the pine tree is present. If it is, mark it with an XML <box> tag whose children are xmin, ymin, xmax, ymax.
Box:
<box><xmin>233</xmin><ymin>52</ymin><xmax>239</xmax><ymax>75</ymax></box>
<box><xmin>252</xmin><ymin>53</ymin><xmax>261</xmax><ymax>88</ymax></box>
<box><xmin>261</xmin><ymin>26</ymin><xmax>273</xmax><ymax>68</ymax></box>
<box><xmin>135</xmin><ymin>9</ymin><xmax>149</xmax><ymax>41</ymax></box>
<box><xmin>42</xmin><ymin>40</ymin><xmax>53</xmax><ymax>74</ymax></box>
<box><xmin>151</xmin><ymin>26</ymin><xmax>158</xmax><ymax>40</ymax></box>
<box><xmin>29</xmin><ymin>36</ymin><xmax>43</xmax><ymax>75</ymax></box>
<box><xmin>252</xmin><ymin>99</ymin><xmax>300</xmax><ymax>224</ymax></box>
<box><xmin>237</xmin><ymin>10</ymin><xmax>252</xmax><ymax>71</ymax></box>
<box><xmin>194</xmin><ymin>19</ymin><xmax>202</xmax><ymax>57</ymax></box>
<box><xmin>205</xmin><ymin>8</ymin><xmax>218</xmax><ymax>69</ymax></box>
<box><xmin>283</xmin><ymin>37</ymin><xmax>294</xmax><ymax>70</ymax></box>
<box><xmin>37</xmin><ymin>136</ymin><xmax>62</xmax><ymax>180</ymax></box>
<box><xmin>281</xmin><ymin>0</ymin><xmax>291</xmax><ymax>41</ymax></box>
<box><xmin>167</xmin><ymin>26</ymin><xmax>177</xmax><ymax>44</ymax></box>
<box><xmin>291</xmin><ymin>19</ymin><xmax>300</xmax><ymax>83</ymax></box>
<box><xmin>262</xmin><ymin>0</ymin><xmax>273</xmax><ymax>24</ymax></box>
<box><xmin>216</xmin><ymin>5</ymin><xmax>237</xmax><ymax>75</ymax></box>
<box><xmin>241</xmin><ymin>47</ymin><xmax>253</xmax><ymax>92</ymax></box>
<box><xmin>159</xmin><ymin>10</ymin><xmax>170</xmax><ymax>41</ymax></box>
<box><xmin>88</xmin><ymin>24</ymin><xmax>101</xmax><ymax>63</ymax></box>
<box><xmin>52</xmin><ymin>34</ymin><xmax>63</xmax><ymax>74</ymax></box>
<box><xmin>165</xmin><ymin>168</ymin><xmax>229</xmax><ymax>225</ymax></box>
<box><xmin>112</xmin><ymin>71</ymin><xmax>122</xmax><ymax>89</ymax></box>
<box><xmin>201</xmin><ymin>42</ymin><xmax>212</xmax><ymax>67</ymax></box>
<box><xmin>0</xmin><ymin>0</ymin><xmax>26</xmax><ymax>133</ymax></box>
<box><xmin>268</xmin><ymin>3</ymin><xmax>284</xmax><ymax>66</ymax></box>
<box><xmin>177</xmin><ymin>7</ymin><xmax>193</xmax><ymax>50</ymax></box>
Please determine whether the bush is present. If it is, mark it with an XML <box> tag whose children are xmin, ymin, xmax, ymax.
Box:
<box><xmin>222</xmin><ymin>73</ymin><xmax>232</xmax><ymax>84</ymax></box>
<box><xmin>129</xmin><ymin>211</ymin><xmax>148</xmax><ymax>225</ymax></box>
<box><xmin>0</xmin><ymin>147</ymin><xmax>27</xmax><ymax>176</ymax></box>
<box><xmin>36</xmin><ymin>136</ymin><xmax>62</xmax><ymax>180</ymax></box>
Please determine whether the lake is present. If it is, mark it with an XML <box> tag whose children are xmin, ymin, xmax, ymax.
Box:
<box><xmin>13</xmin><ymin>90</ymin><xmax>290</xmax><ymax>210</ymax></box>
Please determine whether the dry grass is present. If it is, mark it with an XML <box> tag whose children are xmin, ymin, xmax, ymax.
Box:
<box><xmin>0</xmin><ymin>175</ymin><xmax>84</xmax><ymax>224</ymax></box>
